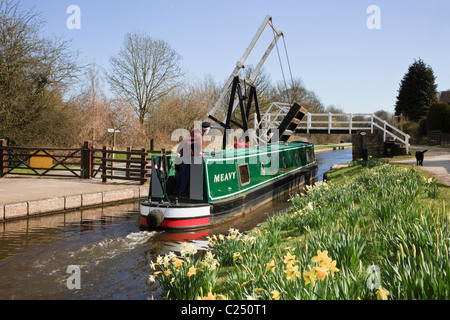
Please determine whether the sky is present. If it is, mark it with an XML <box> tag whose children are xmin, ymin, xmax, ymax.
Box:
<box><xmin>19</xmin><ymin>0</ymin><xmax>450</xmax><ymax>115</ymax></box>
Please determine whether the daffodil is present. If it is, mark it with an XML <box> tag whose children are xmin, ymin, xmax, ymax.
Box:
<box><xmin>284</xmin><ymin>264</ymin><xmax>300</xmax><ymax>281</ymax></box>
<box><xmin>240</xmin><ymin>280</ymin><xmax>251</xmax><ymax>287</ymax></box>
<box><xmin>315</xmin><ymin>266</ymin><xmax>327</xmax><ymax>280</ymax></box>
<box><xmin>271</xmin><ymin>290</ymin><xmax>281</xmax><ymax>300</ymax></box>
<box><xmin>198</xmin><ymin>290</ymin><xmax>215</xmax><ymax>300</ymax></box>
<box><xmin>266</xmin><ymin>259</ymin><xmax>276</xmax><ymax>273</ymax></box>
<box><xmin>376</xmin><ymin>286</ymin><xmax>389</xmax><ymax>300</ymax></box>
<box><xmin>303</xmin><ymin>265</ymin><xmax>316</xmax><ymax>286</ymax></box>
<box><xmin>148</xmin><ymin>275</ymin><xmax>156</xmax><ymax>283</ymax></box>
<box><xmin>164</xmin><ymin>269</ymin><xmax>171</xmax><ymax>277</ymax></box>
<box><xmin>172</xmin><ymin>258</ymin><xmax>183</xmax><ymax>268</ymax></box>
<box><xmin>233</xmin><ymin>252</ymin><xmax>241</xmax><ymax>260</ymax></box>
<box><xmin>162</xmin><ymin>255</ymin><xmax>170</xmax><ymax>267</ymax></box>
<box><xmin>283</xmin><ymin>252</ymin><xmax>296</xmax><ymax>265</ymax></box>
<box><xmin>312</xmin><ymin>250</ymin><xmax>332</xmax><ymax>267</ymax></box>
<box><xmin>328</xmin><ymin>260</ymin><xmax>339</xmax><ymax>276</ymax></box>
<box><xmin>187</xmin><ymin>266</ymin><xmax>196</xmax><ymax>277</ymax></box>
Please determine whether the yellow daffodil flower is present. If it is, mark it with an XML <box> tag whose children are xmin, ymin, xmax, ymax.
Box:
<box><xmin>303</xmin><ymin>265</ymin><xmax>317</xmax><ymax>286</ymax></box>
<box><xmin>311</xmin><ymin>250</ymin><xmax>332</xmax><ymax>267</ymax></box>
<box><xmin>271</xmin><ymin>290</ymin><xmax>281</xmax><ymax>300</ymax></box>
<box><xmin>283</xmin><ymin>252</ymin><xmax>296</xmax><ymax>265</ymax></box>
<box><xmin>201</xmin><ymin>291</ymin><xmax>215</xmax><ymax>300</ymax></box>
<box><xmin>187</xmin><ymin>266</ymin><xmax>196</xmax><ymax>277</ymax></box>
<box><xmin>329</xmin><ymin>260</ymin><xmax>340</xmax><ymax>276</ymax></box>
<box><xmin>266</xmin><ymin>260</ymin><xmax>276</xmax><ymax>273</ymax></box>
<box><xmin>172</xmin><ymin>258</ymin><xmax>183</xmax><ymax>268</ymax></box>
<box><xmin>284</xmin><ymin>264</ymin><xmax>300</xmax><ymax>281</ymax></box>
<box><xmin>315</xmin><ymin>266</ymin><xmax>327</xmax><ymax>280</ymax></box>
<box><xmin>376</xmin><ymin>286</ymin><xmax>389</xmax><ymax>300</ymax></box>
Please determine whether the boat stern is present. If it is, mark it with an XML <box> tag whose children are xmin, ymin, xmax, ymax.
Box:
<box><xmin>140</xmin><ymin>200</ymin><xmax>211</xmax><ymax>230</ymax></box>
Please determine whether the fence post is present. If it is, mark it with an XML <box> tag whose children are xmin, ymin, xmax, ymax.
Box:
<box><xmin>140</xmin><ymin>148</ymin><xmax>147</xmax><ymax>185</ymax></box>
<box><xmin>150</xmin><ymin>139</ymin><xmax>154</xmax><ymax>152</ymax></box>
<box><xmin>81</xmin><ymin>141</ymin><xmax>92</xmax><ymax>179</ymax></box>
<box><xmin>307</xmin><ymin>113</ymin><xmax>311</xmax><ymax>134</ymax></box>
<box><xmin>328</xmin><ymin>112</ymin><xmax>332</xmax><ymax>134</ymax></box>
<box><xmin>349</xmin><ymin>113</ymin><xmax>353</xmax><ymax>134</ymax></box>
<box><xmin>126</xmin><ymin>146</ymin><xmax>131</xmax><ymax>178</ymax></box>
<box><xmin>102</xmin><ymin>146</ymin><xmax>107</xmax><ymax>183</ymax></box>
<box><xmin>370</xmin><ymin>114</ymin><xmax>373</xmax><ymax>134</ymax></box>
<box><xmin>0</xmin><ymin>139</ymin><xmax>7</xmax><ymax>177</ymax></box>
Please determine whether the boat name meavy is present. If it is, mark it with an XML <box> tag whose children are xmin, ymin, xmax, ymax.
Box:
<box><xmin>214</xmin><ymin>171</ymin><xmax>236</xmax><ymax>183</ymax></box>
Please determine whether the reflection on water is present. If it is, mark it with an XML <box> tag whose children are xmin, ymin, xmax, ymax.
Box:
<box><xmin>0</xmin><ymin>149</ymin><xmax>352</xmax><ymax>300</ymax></box>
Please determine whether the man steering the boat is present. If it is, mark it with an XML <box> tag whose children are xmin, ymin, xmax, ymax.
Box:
<box><xmin>174</xmin><ymin>121</ymin><xmax>211</xmax><ymax>197</ymax></box>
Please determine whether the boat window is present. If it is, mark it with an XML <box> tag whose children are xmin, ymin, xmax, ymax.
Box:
<box><xmin>294</xmin><ymin>153</ymin><xmax>299</xmax><ymax>166</ymax></box>
<box><xmin>238</xmin><ymin>163</ymin><xmax>250</xmax><ymax>186</ymax></box>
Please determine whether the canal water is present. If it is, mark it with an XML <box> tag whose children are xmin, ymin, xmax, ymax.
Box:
<box><xmin>0</xmin><ymin>148</ymin><xmax>352</xmax><ymax>300</ymax></box>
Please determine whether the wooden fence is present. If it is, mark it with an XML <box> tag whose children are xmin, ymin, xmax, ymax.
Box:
<box><xmin>0</xmin><ymin>140</ymin><xmax>156</xmax><ymax>184</ymax></box>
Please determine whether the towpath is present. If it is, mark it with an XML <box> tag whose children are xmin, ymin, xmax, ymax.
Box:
<box><xmin>0</xmin><ymin>176</ymin><xmax>148</xmax><ymax>221</ymax></box>
<box><xmin>389</xmin><ymin>145</ymin><xmax>450</xmax><ymax>186</ymax></box>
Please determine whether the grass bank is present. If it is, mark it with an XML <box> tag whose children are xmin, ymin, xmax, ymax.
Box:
<box><xmin>148</xmin><ymin>159</ymin><xmax>449</xmax><ymax>300</ymax></box>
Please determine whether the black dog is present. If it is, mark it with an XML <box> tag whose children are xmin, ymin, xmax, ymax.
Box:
<box><xmin>415</xmin><ymin>150</ymin><xmax>428</xmax><ymax>166</ymax></box>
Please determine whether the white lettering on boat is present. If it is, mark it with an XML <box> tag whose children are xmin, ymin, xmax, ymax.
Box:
<box><xmin>213</xmin><ymin>171</ymin><xmax>236</xmax><ymax>183</ymax></box>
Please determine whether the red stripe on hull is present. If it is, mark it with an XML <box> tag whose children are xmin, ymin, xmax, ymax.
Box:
<box><xmin>159</xmin><ymin>217</ymin><xmax>210</xmax><ymax>229</ymax></box>
<box><xmin>140</xmin><ymin>215</ymin><xmax>210</xmax><ymax>229</ymax></box>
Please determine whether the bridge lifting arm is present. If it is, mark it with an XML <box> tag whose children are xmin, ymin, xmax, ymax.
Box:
<box><xmin>205</xmin><ymin>14</ymin><xmax>283</xmax><ymax>125</ymax></box>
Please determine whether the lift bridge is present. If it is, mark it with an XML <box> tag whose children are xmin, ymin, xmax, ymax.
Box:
<box><xmin>202</xmin><ymin>15</ymin><xmax>410</xmax><ymax>155</ymax></box>
<box><xmin>253</xmin><ymin>102</ymin><xmax>410</xmax><ymax>155</ymax></box>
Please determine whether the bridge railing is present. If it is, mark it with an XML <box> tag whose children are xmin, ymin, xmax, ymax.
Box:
<box><xmin>299</xmin><ymin>113</ymin><xmax>410</xmax><ymax>154</ymax></box>
<box><xmin>254</xmin><ymin>107</ymin><xmax>410</xmax><ymax>154</ymax></box>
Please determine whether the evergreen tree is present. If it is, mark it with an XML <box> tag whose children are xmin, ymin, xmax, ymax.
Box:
<box><xmin>395</xmin><ymin>59</ymin><xmax>438</xmax><ymax>122</ymax></box>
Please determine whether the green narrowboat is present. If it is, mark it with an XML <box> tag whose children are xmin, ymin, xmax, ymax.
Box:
<box><xmin>140</xmin><ymin>15</ymin><xmax>319</xmax><ymax>229</ymax></box>
<box><xmin>140</xmin><ymin>141</ymin><xmax>317</xmax><ymax>229</ymax></box>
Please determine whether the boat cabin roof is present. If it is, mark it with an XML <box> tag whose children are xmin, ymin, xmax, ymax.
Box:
<box><xmin>202</xmin><ymin>141</ymin><xmax>313</xmax><ymax>160</ymax></box>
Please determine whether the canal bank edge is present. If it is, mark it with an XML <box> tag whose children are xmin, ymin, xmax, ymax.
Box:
<box><xmin>1</xmin><ymin>185</ymin><xmax>149</xmax><ymax>221</ymax></box>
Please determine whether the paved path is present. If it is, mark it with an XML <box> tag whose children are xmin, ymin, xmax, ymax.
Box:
<box><xmin>0</xmin><ymin>176</ymin><xmax>148</xmax><ymax>220</ymax></box>
<box><xmin>389</xmin><ymin>145</ymin><xmax>450</xmax><ymax>186</ymax></box>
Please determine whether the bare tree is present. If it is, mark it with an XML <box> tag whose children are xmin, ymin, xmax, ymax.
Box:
<box><xmin>271</xmin><ymin>78</ymin><xmax>325</xmax><ymax>113</ymax></box>
<box><xmin>107</xmin><ymin>32</ymin><xmax>184</xmax><ymax>124</ymax></box>
<box><xmin>71</xmin><ymin>67</ymin><xmax>113</xmax><ymax>145</ymax></box>
<box><xmin>0</xmin><ymin>0</ymin><xmax>81</xmax><ymax>146</ymax></box>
